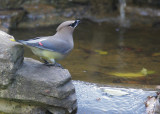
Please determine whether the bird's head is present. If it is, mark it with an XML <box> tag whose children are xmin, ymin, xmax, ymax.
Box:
<box><xmin>56</xmin><ymin>20</ymin><xmax>80</xmax><ymax>33</ymax></box>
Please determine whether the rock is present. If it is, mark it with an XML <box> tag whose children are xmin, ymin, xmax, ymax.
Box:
<box><xmin>0</xmin><ymin>30</ymin><xmax>24</xmax><ymax>88</ymax></box>
<box><xmin>126</xmin><ymin>6</ymin><xmax>160</xmax><ymax>17</ymax></box>
<box><xmin>18</xmin><ymin>0</ymin><xmax>119</xmax><ymax>28</ymax></box>
<box><xmin>0</xmin><ymin>99</ymin><xmax>48</xmax><ymax>114</ymax></box>
<box><xmin>0</xmin><ymin>31</ymin><xmax>77</xmax><ymax>113</ymax></box>
<box><xmin>18</xmin><ymin>4</ymin><xmax>70</xmax><ymax>28</ymax></box>
<box><xmin>18</xmin><ymin>0</ymin><xmax>160</xmax><ymax>28</ymax></box>
<box><xmin>127</xmin><ymin>0</ymin><xmax>160</xmax><ymax>8</ymax></box>
<box><xmin>0</xmin><ymin>20</ymin><xmax>8</xmax><ymax>32</ymax></box>
<box><xmin>1</xmin><ymin>0</ymin><xmax>160</xmax><ymax>28</ymax></box>
<box><xmin>0</xmin><ymin>26</ymin><xmax>8</xmax><ymax>33</ymax></box>
<box><xmin>0</xmin><ymin>58</ymin><xmax>77</xmax><ymax>113</ymax></box>
<box><xmin>145</xmin><ymin>92</ymin><xmax>160</xmax><ymax>114</ymax></box>
<box><xmin>0</xmin><ymin>0</ymin><xmax>25</xmax><ymax>9</ymax></box>
<box><xmin>0</xmin><ymin>9</ymin><xmax>26</xmax><ymax>29</ymax></box>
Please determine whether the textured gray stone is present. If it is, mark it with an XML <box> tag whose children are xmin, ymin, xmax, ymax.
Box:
<box><xmin>0</xmin><ymin>99</ymin><xmax>48</xmax><ymax>114</ymax></box>
<box><xmin>0</xmin><ymin>58</ymin><xmax>77</xmax><ymax>113</ymax></box>
<box><xmin>18</xmin><ymin>0</ymin><xmax>119</xmax><ymax>28</ymax></box>
<box><xmin>0</xmin><ymin>10</ymin><xmax>26</xmax><ymax>29</ymax></box>
<box><xmin>0</xmin><ymin>30</ymin><xmax>24</xmax><ymax>88</ymax></box>
<box><xmin>0</xmin><ymin>31</ymin><xmax>77</xmax><ymax>113</ymax></box>
<box><xmin>0</xmin><ymin>0</ymin><xmax>25</xmax><ymax>9</ymax></box>
<box><xmin>1</xmin><ymin>0</ymin><xmax>160</xmax><ymax>28</ymax></box>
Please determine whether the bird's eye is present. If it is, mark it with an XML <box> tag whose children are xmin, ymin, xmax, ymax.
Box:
<box><xmin>69</xmin><ymin>23</ymin><xmax>75</xmax><ymax>27</ymax></box>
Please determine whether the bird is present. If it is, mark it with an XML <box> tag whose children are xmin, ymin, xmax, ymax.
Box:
<box><xmin>15</xmin><ymin>20</ymin><xmax>80</xmax><ymax>67</ymax></box>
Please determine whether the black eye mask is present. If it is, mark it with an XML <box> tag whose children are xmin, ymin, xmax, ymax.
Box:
<box><xmin>68</xmin><ymin>20</ymin><xmax>80</xmax><ymax>28</ymax></box>
<box><xmin>69</xmin><ymin>22</ymin><xmax>76</xmax><ymax>27</ymax></box>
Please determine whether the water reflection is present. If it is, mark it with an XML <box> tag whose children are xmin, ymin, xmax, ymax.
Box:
<box><xmin>119</xmin><ymin>0</ymin><xmax>126</xmax><ymax>27</ymax></box>
<box><xmin>117</xmin><ymin>28</ymin><xmax>126</xmax><ymax>71</ymax></box>
<box><xmin>10</xmin><ymin>20</ymin><xmax>160</xmax><ymax>88</ymax></box>
<box><xmin>87</xmin><ymin>26</ymin><xmax>106</xmax><ymax>77</ymax></box>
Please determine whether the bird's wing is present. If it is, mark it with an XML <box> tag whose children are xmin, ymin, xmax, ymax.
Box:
<box><xmin>18</xmin><ymin>37</ymin><xmax>72</xmax><ymax>54</ymax></box>
<box><xmin>17</xmin><ymin>36</ymin><xmax>47</xmax><ymax>44</ymax></box>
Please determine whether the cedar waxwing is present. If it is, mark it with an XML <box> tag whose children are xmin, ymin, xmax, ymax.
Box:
<box><xmin>16</xmin><ymin>20</ymin><xmax>80</xmax><ymax>67</ymax></box>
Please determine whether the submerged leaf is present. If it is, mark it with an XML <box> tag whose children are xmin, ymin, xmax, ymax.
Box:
<box><xmin>140</xmin><ymin>68</ymin><xmax>155</xmax><ymax>75</ymax></box>
<box><xmin>109</xmin><ymin>68</ymin><xmax>155</xmax><ymax>78</ymax></box>
<box><xmin>109</xmin><ymin>72</ymin><xmax>144</xmax><ymax>78</ymax></box>
<box><xmin>152</xmin><ymin>53</ymin><xmax>160</xmax><ymax>57</ymax></box>
<box><xmin>147</xmin><ymin>70</ymin><xmax>155</xmax><ymax>74</ymax></box>
<box><xmin>100</xmin><ymin>87</ymin><xmax>129</xmax><ymax>96</ymax></box>
<box><xmin>141</xmin><ymin>68</ymin><xmax>148</xmax><ymax>75</ymax></box>
<box><xmin>94</xmin><ymin>50</ymin><xmax>108</xmax><ymax>55</ymax></box>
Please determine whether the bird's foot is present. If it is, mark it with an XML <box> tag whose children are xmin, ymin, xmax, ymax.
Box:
<box><xmin>44</xmin><ymin>62</ymin><xmax>64</xmax><ymax>69</ymax></box>
<box><xmin>43</xmin><ymin>60</ymin><xmax>55</xmax><ymax>67</ymax></box>
<box><xmin>54</xmin><ymin>62</ymin><xmax>64</xmax><ymax>69</ymax></box>
<box><xmin>45</xmin><ymin>63</ymin><xmax>55</xmax><ymax>66</ymax></box>
<box><xmin>42</xmin><ymin>59</ymin><xmax>49</xmax><ymax>65</ymax></box>
<box><xmin>42</xmin><ymin>59</ymin><xmax>64</xmax><ymax>68</ymax></box>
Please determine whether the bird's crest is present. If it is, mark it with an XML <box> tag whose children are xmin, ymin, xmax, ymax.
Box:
<box><xmin>56</xmin><ymin>20</ymin><xmax>75</xmax><ymax>31</ymax></box>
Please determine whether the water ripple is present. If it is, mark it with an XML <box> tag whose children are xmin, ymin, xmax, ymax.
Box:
<box><xmin>73</xmin><ymin>81</ymin><xmax>156</xmax><ymax>114</ymax></box>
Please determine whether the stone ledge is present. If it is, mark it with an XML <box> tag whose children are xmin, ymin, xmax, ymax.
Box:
<box><xmin>0</xmin><ymin>30</ymin><xmax>77</xmax><ymax>113</ymax></box>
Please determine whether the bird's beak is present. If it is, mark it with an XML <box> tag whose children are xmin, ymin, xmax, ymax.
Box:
<box><xmin>74</xmin><ymin>20</ymin><xmax>80</xmax><ymax>28</ymax></box>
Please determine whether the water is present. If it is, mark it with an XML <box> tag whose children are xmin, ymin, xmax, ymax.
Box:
<box><xmin>74</xmin><ymin>81</ymin><xmax>156</xmax><ymax>114</ymax></box>
<box><xmin>9</xmin><ymin>20</ymin><xmax>160</xmax><ymax>113</ymax></box>
<box><xmin>119</xmin><ymin>0</ymin><xmax>127</xmax><ymax>27</ymax></box>
<box><xmin>10</xmin><ymin>20</ymin><xmax>160</xmax><ymax>87</ymax></box>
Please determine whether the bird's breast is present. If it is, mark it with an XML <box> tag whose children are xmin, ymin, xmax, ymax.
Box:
<box><xmin>29</xmin><ymin>46</ymin><xmax>65</xmax><ymax>61</ymax></box>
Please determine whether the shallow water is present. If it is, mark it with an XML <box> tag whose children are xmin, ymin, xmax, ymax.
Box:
<box><xmin>10</xmin><ymin>20</ymin><xmax>160</xmax><ymax>87</ymax></box>
<box><xmin>73</xmin><ymin>81</ymin><xmax>156</xmax><ymax>114</ymax></box>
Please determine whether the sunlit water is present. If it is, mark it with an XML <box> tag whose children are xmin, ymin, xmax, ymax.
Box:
<box><xmin>9</xmin><ymin>20</ymin><xmax>160</xmax><ymax>113</ymax></box>
<box><xmin>74</xmin><ymin>81</ymin><xmax>156</xmax><ymax>114</ymax></box>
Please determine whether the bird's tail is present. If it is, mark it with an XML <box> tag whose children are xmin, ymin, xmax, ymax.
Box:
<box><xmin>16</xmin><ymin>40</ymin><xmax>27</xmax><ymax>44</ymax></box>
<box><xmin>10</xmin><ymin>38</ymin><xmax>27</xmax><ymax>45</ymax></box>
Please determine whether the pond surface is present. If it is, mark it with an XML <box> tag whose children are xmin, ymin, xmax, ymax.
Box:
<box><xmin>10</xmin><ymin>20</ymin><xmax>160</xmax><ymax>88</ymax></box>
<box><xmin>73</xmin><ymin>81</ymin><xmax>156</xmax><ymax>114</ymax></box>
<box><xmin>10</xmin><ymin>20</ymin><xmax>160</xmax><ymax>113</ymax></box>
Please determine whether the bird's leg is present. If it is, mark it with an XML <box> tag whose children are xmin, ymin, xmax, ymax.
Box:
<box><xmin>50</xmin><ymin>59</ymin><xmax>64</xmax><ymax>68</ymax></box>
<box><xmin>42</xmin><ymin>59</ymin><xmax>49</xmax><ymax>65</ymax></box>
<box><xmin>45</xmin><ymin>62</ymin><xmax>64</xmax><ymax>69</ymax></box>
<box><xmin>44</xmin><ymin>60</ymin><xmax>55</xmax><ymax>66</ymax></box>
<box><xmin>42</xmin><ymin>59</ymin><xmax>55</xmax><ymax>66</ymax></box>
<box><xmin>43</xmin><ymin>59</ymin><xmax>64</xmax><ymax>69</ymax></box>
<box><xmin>42</xmin><ymin>59</ymin><xmax>57</xmax><ymax>67</ymax></box>
<box><xmin>46</xmin><ymin>63</ymin><xmax>55</xmax><ymax>66</ymax></box>
<box><xmin>45</xmin><ymin>59</ymin><xmax>56</xmax><ymax>66</ymax></box>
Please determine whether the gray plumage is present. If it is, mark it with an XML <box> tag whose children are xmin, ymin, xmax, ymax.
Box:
<box><xmin>17</xmin><ymin>20</ymin><xmax>80</xmax><ymax>66</ymax></box>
